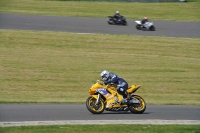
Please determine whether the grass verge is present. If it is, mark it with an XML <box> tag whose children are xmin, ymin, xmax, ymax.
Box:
<box><xmin>0</xmin><ymin>29</ymin><xmax>200</xmax><ymax>105</ymax></box>
<box><xmin>0</xmin><ymin>125</ymin><xmax>200</xmax><ymax>133</ymax></box>
<box><xmin>0</xmin><ymin>0</ymin><xmax>200</xmax><ymax>21</ymax></box>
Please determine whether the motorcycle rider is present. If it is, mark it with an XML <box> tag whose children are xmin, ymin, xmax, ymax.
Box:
<box><xmin>113</xmin><ymin>11</ymin><xmax>122</xmax><ymax>23</ymax></box>
<box><xmin>100</xmin><ymin>70</ymin><xmax>130</xmax><ymax>103</ymax></box>
<box><xmin>141</xmin><ymin>16</ymin><xmax>149</xmax><ymax>28</ymax></box>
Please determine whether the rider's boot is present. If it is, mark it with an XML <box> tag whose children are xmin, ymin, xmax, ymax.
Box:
<box><xmin>141</xmin><ymin>25</ymin><xmax>145</xmax><ymax>29</ymax></box>
<box><xmin>125</xmin><ymin>91</ymin><xmax>131</xmax><ymax>100</ymax></box>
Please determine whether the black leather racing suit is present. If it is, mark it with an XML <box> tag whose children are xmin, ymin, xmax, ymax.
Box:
<box><xmin>113</xmin><ymin>13</ymin><xmax>121</xmax><ymax>22</ymax></box>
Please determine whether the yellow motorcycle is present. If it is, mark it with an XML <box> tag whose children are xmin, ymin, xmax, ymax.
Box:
<box><xmin>86</xmin><ymin>80</ymin><xmax>146</xmax><ymax>114</ymax></box>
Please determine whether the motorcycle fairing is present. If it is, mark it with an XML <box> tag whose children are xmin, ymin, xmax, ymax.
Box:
<box><xmin>91</xmin><ymin>88</ymin><xmax>123</xmax><ymax>108</ymax></box>
<box><xmin>89</xmin><ymin>82</ymin><xmax>105</xmax><ymax>95</ymax></box>
<box><xmin>135</xmin><ymin>21</ymin><xmax>141</xmax><ymax>25</ymax></box>
<box><xmin>127</xmin><ymin>85</ymin><xmax>141</xmax><ymax>94</ymax></box>
<box><xmin>96</xmin><ymin>88</ymin><xmax>113</xmax><ymax>100</ymax></box>
<box><xmin>144</xmin><ymin>22</ymin><xmax>153</xmax><ymax>28</ymax></box>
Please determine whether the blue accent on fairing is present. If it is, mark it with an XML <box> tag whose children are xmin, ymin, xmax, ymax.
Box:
<box><xmin>96</xmin><ymin>88</ymin><xmax>109</xmax><ymax>96</ymax></box>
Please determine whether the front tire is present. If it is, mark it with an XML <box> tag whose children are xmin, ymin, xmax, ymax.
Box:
<box><xmin>128</xmin><ymin>95</ymin><xmax>146</xmax><ymax>114</ymax></box>
<box><xmin>107</xmin><ymin>20</ymin><xmax>113</xmax><ymax>25</ymax></box>
<box><xmin>136</xmin><ymin>24</ymin><xmax>141</xmax><ymax>30</ymax></box>
<box><xmin>86</xmin><ymin>96</ymin><xmax>105</xmax><ymax>114</ymax></box>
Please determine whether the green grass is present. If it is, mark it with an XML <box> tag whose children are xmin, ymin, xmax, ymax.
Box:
<box><xmin>45</xmin><ymin>0</ymin><xmax>200</xmax><ymax>3</ymax></box>
<box><xmin>0</xmin><ymin>0</ymin><xmax>200</xmax><ymax>21</ymax></box>
<box><xmin>0</xmin><ymin>125</ymin><xmax>200</xmax><ymax>133</ymax></box>
<box><xmin>187</xmin><ymin>0</ymin><xmax>200</xmax><ymax>2</ymax></box>
<box><xmin>0</xmin><ymin>29</ymin><xmax>200</xmax><ymax>105</ymax></box>
<box><xmin>0</xmin><ymin>0</ymin><xmax>199</xmax><ymax>105</ymax></box>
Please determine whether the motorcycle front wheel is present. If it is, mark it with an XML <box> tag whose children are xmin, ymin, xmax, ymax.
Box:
<box><xmin>128</xmin><ymin>95</ymin><xmax>146</xmax><ymax>114</ymax></box>
<box><xmin>136</xmin><ymin>24</ymin><xmax>141</xmax><ymax>30</ymax></box>
<box><xmin>107</xmin><ymin>21</ymin><xmax>113</xmax><ymax>25</ymax></box>
<box><xmin>86</xmin><ymin>96</ymin><xmax>105</xmax><ymax>114</ymax></box>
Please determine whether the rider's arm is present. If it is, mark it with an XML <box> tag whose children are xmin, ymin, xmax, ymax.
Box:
<box><xmin>104</xmin><ymin>79</ymin><xmax>111</xmax><ymax>85</ymax></box>
<box><xmin>104</xmin><ymin>74</ymin><xmax>118</xmax><ymax>85</ymax></box>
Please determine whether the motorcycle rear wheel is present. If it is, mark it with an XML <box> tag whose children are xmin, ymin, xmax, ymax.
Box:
<box><xmin>150</xmin><ymin>26</ymin><xmax>155</xmax><ymax>31</ymax></box>
<box><xmin>128</xmin><ymin>95</ymin><xmax>146</xmax><ymax>114</ymax></box>
<box><xmin>86</xmin><ymin>96</ymin><xmax>105</xmax><ymax>114</ymax></box>
<box><xmin>122</xmin><ymin>21</ymin><xmax>127</xmax><ymax>25</ymax></box>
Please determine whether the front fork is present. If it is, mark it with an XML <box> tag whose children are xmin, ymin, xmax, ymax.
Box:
<box><xmin>95</xmin><ymin>94</ymin><xmax>101</xmax><ymax>104</ymax></box>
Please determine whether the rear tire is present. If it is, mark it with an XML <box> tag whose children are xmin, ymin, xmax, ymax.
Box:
<box><xmin>86</xmin><ymin>96</ymin><xmax>105</xmax><ymax>114</ymax></box>
<box><xmin>128</xmin><ymin>95</ymin><xmax>146</xmax><ymax>114</ymax></box>
<box><xmin>123</xmin><ymin>21</ymin><xmax>127</xmax><ymax>26</ymax></box>
<box><xmin>150</xmin><ymin>26</ymin><xmax>155</xmax><ymax>31</ymax></box>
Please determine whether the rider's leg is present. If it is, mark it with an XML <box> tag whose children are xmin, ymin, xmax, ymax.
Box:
<box><xmin>125</xmin><ymin>91</ymin><xmax>131</xmax><ymax>99</ymax></box>
<box><xmin>118</xmin><ymin>88</ymin><xmax>130</xmax><ymax>100</ymax></box>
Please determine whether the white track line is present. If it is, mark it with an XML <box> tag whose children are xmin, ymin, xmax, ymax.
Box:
<box><xmin>1</xmin><ymin>120</ymin><xmax>200</xmax><ymax>127</ymax></box>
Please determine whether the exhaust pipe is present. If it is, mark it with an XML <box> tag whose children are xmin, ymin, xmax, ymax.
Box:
<box><xmin>129</xmin><ymin>98</ymin><xmax>140</xmax><ymax>104</ymax></box>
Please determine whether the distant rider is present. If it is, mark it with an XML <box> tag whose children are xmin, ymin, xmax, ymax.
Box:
<box><xmin>113</xmin><ymin>11</ymin><xmax>122</xmax><ymax>22</ymax></box>
<box><xmin>100</xmin><ymin>70</ymin><xmax>130</xmax><ymax>102</ymax></box>
<box><xmin>141</xmin><ymin>17</ymin><xmax>149</xmax><ymax>28</ymax></box>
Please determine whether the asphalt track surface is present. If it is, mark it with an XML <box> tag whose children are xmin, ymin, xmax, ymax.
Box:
<box><xmin>0</xmin><ymin>13</ymin><xmax>200</xmax><ymax>38</ymax></box>
<box><xmin>0</xmin><ymin>14</ymin><xmax>200</xmax><ymax>126</ymax></box>
<box><xmin>0</xmin><ymin>104</ymin><xmax>200</xmax><ymax>122</ymax></box>
<box><xmin>0</xmin><ymin>104</ymin><xmax>200</xmax><ymax>126</ymax></box>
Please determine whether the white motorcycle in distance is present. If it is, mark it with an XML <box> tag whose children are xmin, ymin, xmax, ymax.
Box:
<box><xmin>135</xmin><ymin>21</ymin><xmax>155</xmax><ymax>31</ymax></box>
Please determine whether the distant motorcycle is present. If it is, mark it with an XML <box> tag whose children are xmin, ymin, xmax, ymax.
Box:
<box><xmin>135</xmin><ymin>20</ymin><xmax>155</xmax><ymax>31</ymax></box>
<box><xmin>107</xmin><ymin>16</ymin><xmax>127</xmax><ymax>25</ymax></box>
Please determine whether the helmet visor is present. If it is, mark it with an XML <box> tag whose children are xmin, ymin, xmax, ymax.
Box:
<box><xmin>102</xmin><ymin>74</ymin><xmax>108</xmax><ymax>81</ymax></box>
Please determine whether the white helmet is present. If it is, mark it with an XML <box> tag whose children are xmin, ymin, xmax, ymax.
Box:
<box><xmin>116</xmin><ymin>11</ymin><xmax>120</xmax><ymax>14</ymax></box>
<box><xmin>100</xmin><ymin>70</ymin><xmax>110</xmax><ymax>81</ymax></box>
